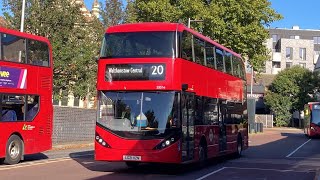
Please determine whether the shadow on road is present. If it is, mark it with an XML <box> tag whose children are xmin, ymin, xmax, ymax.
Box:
<box><xmin>0</xmin><ymin>153</ymin><xmax>49</xmax><ymax>165</ymax></box>
<box><xmin>70</xmin><ymin>128</ymin><xmax>319</xmax><ymax>180</ymax></box>
<box><xmin>69</xmin><ymin>150</ymin><xmax>240</xmax><ymax>179</ymax></box>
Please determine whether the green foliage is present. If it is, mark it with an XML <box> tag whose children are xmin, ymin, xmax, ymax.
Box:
<box><xmin>127</xmin><ymin>0</ymin><xmax>282</xmax><ymax>72</ymax></box>
<box><xmin>265</xmin><ymin>66</ymin><xmax>317</xmax><ymax>126</ymax></box>
<box><xmin>2</xmin><ymin>0</ymin><xmax>104</xmax><ymax>100</ymax></box>
<box><xmin>101</xmin><ymin>0</ymin><xmax>124</xmax><ymax>28</ymax></box>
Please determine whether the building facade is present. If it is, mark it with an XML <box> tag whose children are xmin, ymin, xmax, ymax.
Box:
<box><xmin>265</xmin><ymin>26</ymin><xmax>319</xmax><ymax>74</ymax></box>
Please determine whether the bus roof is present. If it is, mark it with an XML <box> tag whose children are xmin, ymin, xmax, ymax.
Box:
<box><xmin>106</xmin><ymin>22</ymin><xmax>242</xmax><ymax>59</ymax></box>
<box><xmin>0</xmin><ymin>27</ymin><xmax>50</xmax><ymax>44</ymax></box>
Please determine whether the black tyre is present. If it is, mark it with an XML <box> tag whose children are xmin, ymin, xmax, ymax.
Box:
<box><xmin>4</xmin><ymin>135</ymin><xmax>23</xmax><ymax>165</ymax></box>
<box><xmin>198</xmin><ymin>142</ymin><xmax>207</xmax><ymax>167</ymax></box>
<box><xmin>235</xmin><ymin>136</ymin><xmax>243</xmax><ymax>158</ymax></box>
<box><xmin>125</xmin><ymin>161</ymin><xmax>139</xmax><ymax>168</ymax></box>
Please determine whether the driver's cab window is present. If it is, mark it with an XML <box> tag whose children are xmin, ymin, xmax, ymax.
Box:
<box><xmin>0</xmin><ymin>94</ymin><xmax>39</xmax><ymax>122</ymax></box>
<box><xmin>1</xmin><ymin>95</ymin><xmax>24</xmax><ymax>121</ymax></box>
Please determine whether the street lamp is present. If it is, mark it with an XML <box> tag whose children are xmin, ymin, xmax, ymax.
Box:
<box><xmin>20</xmin><ymin>0</ymin><xmax>26</xmax><ymax>32</ymax></box>
<box><xmin>250</xmin><ymin>64</ymin><xmax>253</xmax><ymax>97</ymax></box>
<box><xmin>187</xmin><ymin>18</ymin><xmax>203</xmax><ymax>28</ymax></box>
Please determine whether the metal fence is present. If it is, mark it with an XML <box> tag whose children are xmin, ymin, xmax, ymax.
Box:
<box><xmin>255</xmin><ymin>114</ymin><xmax>274</xmax><ymax>128</ymax></box>
<box><xmin>52</xmin><ymin>106</ymin><xmax>96</xmax><ymax>145</ymax></box>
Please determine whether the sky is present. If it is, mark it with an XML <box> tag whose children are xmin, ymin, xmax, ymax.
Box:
<box><xmin>268</xmin><ymin>0</ymin><xmax>320</xmax><ymax>29</ymax></box>
<box><xmin>0</xmin><ymin>0</ymin><xmax>320</xmax><ymax>30</ymax></box>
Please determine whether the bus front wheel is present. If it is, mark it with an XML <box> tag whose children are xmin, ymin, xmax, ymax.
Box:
<box><xmin>125</xmin><ymin>161</ymin><xmax>139</xmax><ymax>168</ymax></box>
<box><xmin>4</xmin><ymin>135</ymin><xmax>23</xmax><ymax>165</ymax></box>
<box><xmin>234</xmin><ymin>136</ymin><xmax>243</xmax><ymax>158</ymax></box>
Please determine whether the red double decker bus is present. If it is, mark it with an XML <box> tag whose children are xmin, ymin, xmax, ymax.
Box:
<box><xmin>304</xmin><ymin>102</ymin><xmax>320</xmax><ymax>137</ymax></box>
<box><xmin>0</xmin><ymin>28</ymin><xmax>53</xmax><ymax>164</ymax></box>
<box><xmin>95</xmin><ymin>22</ymin><xmax>248</xmax><ymax>167</ymax></box>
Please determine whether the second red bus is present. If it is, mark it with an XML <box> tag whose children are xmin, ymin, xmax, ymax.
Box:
<box><xmin>0</xmin><ymin>28</ymin><xmax>53</xmax><ymax>164</ymax></box>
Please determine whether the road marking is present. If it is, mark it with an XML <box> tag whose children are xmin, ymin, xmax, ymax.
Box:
<box><xmin>287</xmin><ymin>156</ymin><xmax>320</xmax><ymax>160</ymax></box>
<box><xmin>0</xmin><ymin>158</ymin><xmax>72</xmax><ymax>171</ymax></box>
<box><xmin>195</xmin><ymin>167</ymin><xmax>226</xmax><ymax>180</ymax></box>
<box><xmin>0</xmin><ymin>153</ymin><xmax>94</xmax><ymax>171</ymax></box>
<box><xmin>225</xmin><ymin>166</ymin><xmax>307</xmax><ymax>172</ymax></box>
<box><xmin>195</xmin><ymin>166</ymin><xmax>313</xmax><ymax>179</ymax></box>
<box><xmin>286</xmin><ymin>139</ymin><xmax>311</xmax><ymax>158</ymax></box>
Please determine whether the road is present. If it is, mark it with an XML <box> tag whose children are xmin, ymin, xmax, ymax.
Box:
<box><xmin>0</xmin><ymin>128</ymin><xmax>319</xmax><ymax>180</ymax></box>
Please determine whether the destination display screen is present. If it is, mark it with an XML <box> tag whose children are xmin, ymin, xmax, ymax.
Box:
<box><xmin>105</xmin><ymin>64</ymin><xmax>166</xmax><ymax>81</ymax></box>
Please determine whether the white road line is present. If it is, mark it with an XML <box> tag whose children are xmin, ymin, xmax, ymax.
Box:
<box><xmin>0</xmin><ymin>158</ymin><xmax>72</xmax><ymax>171</ymax></box>
<box><xmin>0</xmin><ymin>153</ymin><xmax>94</xmax><ymax>171</ymax></box>
<box><xmin>286</xmin><ymin>139</ymin><xmax>311</xmax><ymax>158</ymax></box>
<box><xmin>287</xmin><ymin>156</ymin><xmax>320</xmax><ymax>160</ymax></box>
<box><xmin>225</xmin><ymin>166</ymin><xmax>299</xmax><ymax>172</ymax></box>
<box><xmin>196</xmin><ymin>166</ymin><xmax>311</xmax><ymax>179</ymax></box>
<box><xmin>195</xmin><ymin>167</ymin><xmax>226</xmax><ymax>180</ymax></box>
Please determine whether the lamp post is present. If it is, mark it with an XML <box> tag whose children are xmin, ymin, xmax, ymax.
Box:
<box><xmin>250</xmin><ymin>64</ymin><xmax>253</xmax><ymax>97</ymax></box>
<box><xmin>187</xmin><ymin>18</ymin><xmax>203</xmax><ymax>28</ymax></box>
<box><xmin>20</xmin><ymin>0</ymin><xmax>26</xmax><ymax>32</ymax></box>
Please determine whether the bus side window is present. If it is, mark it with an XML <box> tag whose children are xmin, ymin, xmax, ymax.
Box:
<box><xmin>24</xmin><ymin>95</ymin><xmax>39</xmax><ymax>121</ymax></box>
<box><xmin>1</xmin><ymin>95</ymin><xmax>24</xmax><ymax>121</ymax></box>
<box><xmin>27</xmin><ymin>39</ymin><xmax>50</xmax><ymax>67</ymax></box>
<box><xmin>193</xmin><ymin>37</ymin><xmax>205</xmax><ymax>65</ymax></box>
<box><xmin>1</xmin><ymin>34</ymin><xmax>26</xmax><ymax>63</ymax></box>
<box><xmin>205</xmin><ymin>43</ymin><xmax>216</xmax><ymax>69</ymax></box>
<box><xmin>182</xmin><ymin>31</ymin><xmax>193</xmax><ymax>62</ymax></box>
<box><xmin>194</xmin><ymin>96</ymin><xmax>204</xmax><ymax>125</ymax></box>
<box><xmin>216</xmin><ymin>48</ymin><xmax>225</xmax><ymax>72</ymax></box>
<box><xmin>225</xmin><ymin>52</ymin><xmax>233</xmax><ymax>75</ymax></box>
<box><xmin>203</xmin><ymin>97</ymin><xmax>218</xmax><ymax>125</ymax></box>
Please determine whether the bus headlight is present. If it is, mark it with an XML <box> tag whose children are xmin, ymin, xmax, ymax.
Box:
<box><xmin>153</xmin><ymin>134</ymin><xmax>180</xmax><ymax>150</ymax></box>
<box><xmin>95</xmin><ymin>133</ymin><xmax>111</xmax><ymax>148</ymax></box>
<box><xmin>165</xmin><ymin>140</ymin><xmax>170</xmax><ymax>146</ymax></box>
<box><xmin>311</xmin><ymin>126</ymin><xmax>316</xmax><ymax>131</ymax></box>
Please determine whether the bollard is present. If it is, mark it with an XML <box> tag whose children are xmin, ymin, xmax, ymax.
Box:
<box><xmin>249</xmin><ymin>123</ymin><xmax>256</xmax><ymax>133</ymax></box>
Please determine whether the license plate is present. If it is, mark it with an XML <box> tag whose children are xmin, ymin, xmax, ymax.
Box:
<box><xmin>123</xmin><ymin>155</ymin><xmax>142</xmax><ymax>161</ymax></box>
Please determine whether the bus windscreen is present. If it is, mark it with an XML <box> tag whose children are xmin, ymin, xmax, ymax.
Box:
<box><xmin>97</xmin><ymin>91</ymin><xmax>180</xmax><ymax>138</ymax></box>
<box><xmin>312</xmin><ymin>105</ymin><xmax>320</xmax><ymax>125</ymax></box>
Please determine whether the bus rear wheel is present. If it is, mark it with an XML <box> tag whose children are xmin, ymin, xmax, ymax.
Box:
<box><xmin>4</xmin><ymin>135</ymin><xmax>23</xmax><ymax>165</ymax></box>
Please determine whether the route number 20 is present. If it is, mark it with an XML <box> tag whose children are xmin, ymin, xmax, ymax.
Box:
<box><xmin>151</xmin><ymin>65</ymin><xmax>164</xmax><ymax>75</ymax></box>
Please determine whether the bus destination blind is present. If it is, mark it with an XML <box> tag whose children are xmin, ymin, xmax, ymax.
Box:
<box><xmin>105</xmin><ymin>64</ymin><xmax>166</xmax><ymax>81</ymax></box>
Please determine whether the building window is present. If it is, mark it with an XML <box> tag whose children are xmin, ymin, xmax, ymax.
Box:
<box><xmin>286</xmin><ymin>62</ymin><xmax>292</xmax><ymax>68</ymax></box>
<box><xmin>299</xmin><ymin>48</ymin><xmax>306</xmax><ymax>60</ymax></box>
<box><xmin>272</xmin><ymin>34</ymin><xmax>278</xmax><ymax>42</ymax></box>
<box><xmin>313</xmin><ymin>37</ymin><xmax>320</xmax><ymax>44</ymax></box>
<box><xmin>74</xmin><ymin>98</ymin><xmax>80</xmax><ymax>107</ymax></box>
<box><xmin>299</xmin><ymin>63</ymin><xmax>306</xmax><ymax>68</ymax></box>
<box><xmin>286</xmin><ymin>47</ymin><xmax>293</xmax><ymax>60</ymax></box>
<box><xmin>290</xmin><ymin>35</ymin><xmax>295</xmax><ymax>39</ymax></box>
<box><xmin>272</xmin><ymin>62</ymin><xmax>281</xmax><ymax>68</ymax></box>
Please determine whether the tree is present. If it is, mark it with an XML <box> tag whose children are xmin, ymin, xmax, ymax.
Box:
<box><xmin>125</xmin><ymin>0</ymin><xmax>282</xmax><ymax>72</ymax></box>
<box><xmin>100</xmin><ymin>0</ymin><xmax>124</xmax><ymax>28</ymax></box>
<box><xmin>2</xmin><ymin>0</ymin><xmax>104</xmax><ymax>101</ymax></box>
<box><xmin>265</xmin><ymin>66</ymin><xmax>317</xmax><ymax>127</ymax></box>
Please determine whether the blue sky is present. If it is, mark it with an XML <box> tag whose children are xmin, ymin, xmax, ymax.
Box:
<box><xmin>269</xmin><ymin>0</ymin><xmax>320</xmax><ymax>29</ymax></box>
<box><xmin>1</xmin><ymin>1</ymin><xmax>319</xmax><ymax>30</ymax></box>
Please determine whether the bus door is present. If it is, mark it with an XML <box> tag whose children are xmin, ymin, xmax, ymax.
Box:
<box><xmin>181</xmin><ymin>92</ymin><xmax>195</xmax><ymax>161</ymax></box>
<box><xmin>219</xmin><ymin>101</ymin><xmax>227</xmax><ymax>152</ymax></box>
